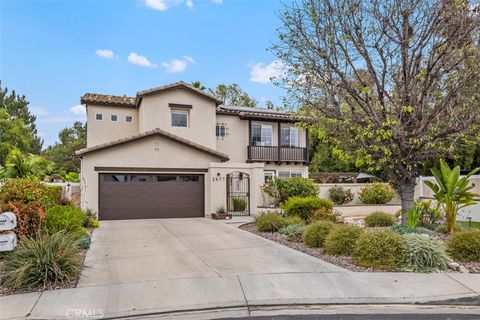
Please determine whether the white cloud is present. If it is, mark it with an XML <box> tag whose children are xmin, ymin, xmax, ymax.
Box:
<box><xmin>128</xmin><ymin>52</ymin><xmax>155</xmax><ymax>67</ymax></box>
<box><xmin>30</xmin><ymin>106</ymin><xmax>49</xmax><ymax>116</ymax></box>
<box><xmin>161</xmin><ymin>55</ymin><xmax>195</xmax><ymax>73</ymax></box>
<box><xmin>250</xmin><ymin>60</ymin><xmax>285</xmax><ymax>84</ymax></box>
<box><xmin>212</xmin><ymin>0</ymin><xmax>223</xmax><ymax>4</ymax></box>
<box><xmin>145</xmin><ymin>0</ymin><xmax>168</xmax><ymax>11</ymax></box>
<box><xmin>70</xmin><ymin>105</ymin><xmax>86</xmax><ymax>116</ymax></box>
<box><xmin>185</xmin><ymin>0</ymin><xmax>193</xmax><ymax>9</ymax></box>
<box><xmin>95</xmin><ymin>49</ymin><xmax>117</xmax><ymax>59</ymax></box>
<box><xmin>183</xmin><ymin>55</ymin><xmax>195</xmax><ymax>64</ymax></box>
<box><xmin>161</xmin><ymin>59</ymin><xmax>187</xmax><ymax>73</ymax></box>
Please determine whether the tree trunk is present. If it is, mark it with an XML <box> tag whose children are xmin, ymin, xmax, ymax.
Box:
<box><xmin>399</xmin><ymin>181</ymin><xmax>416</xmax><ymax>224</ymax></box>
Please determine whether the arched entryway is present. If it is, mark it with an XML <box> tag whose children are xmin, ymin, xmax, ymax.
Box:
<box><xmin>226</xmin><ymin>172</ymin><xmax>250</xmax><ymax>216</ymax></box>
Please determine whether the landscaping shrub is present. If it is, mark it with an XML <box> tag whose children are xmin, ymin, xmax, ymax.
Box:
<box><xmin>302</xmin><ymin>221</ymin><xmax>335</xmax><ymax>248</ymax></box>
<box><xmin>310</xmin><ymin>207</ymin><xmax>343</xmax><ymax>223</ymax></box>
<box><xmin>364</xmin><ymin>211</ymin><xmax>395</xmax><ymax>227</ymax></box>
<box><xmin>282</xmin><ymin>197</ymin><xmax>333</xmax><ymax>221</ymax></box>
<box><xmin>45</xmin><ymin>205</ymin><xmax>87</xmax><ymax>235</ymax></box>
<box><xmin>359</xmin><ymin>182</ymin><xmax>395</xmax><ymax>205</ymax></box>
<box><xmin>232</xmin><ymin>197</ymin><xmax>247</xmax><ymax>212</ymax></box>
<box><xmin>262</xmin><ymin>177</ymin><xmax>319</xmax><ymax>203</ymax></box>
<box><xmin>0</xmin><ymin>179</ymin><xmax>61</xmax><ymax>237</ymax></box>
<box><xmin>402</xmin><ymin>234</ymin><xmax>450</xmax><ymax>272</ymax></box>
<box><xmin>435</xmin><ymin>224</ymin><xmax>449</xmax><ymax>234</ymax></box>
<box><xmin>255</xmin><ymin>213</ymin><xmax>286</xmax><ymax>232</ymax></box>
<box><xmin>279</xmin><ymin>223</ymin><xmax>305</xmax><ymax>242</ymax></box>
<box><xmin>390</xmin><ymin>225</ymin><xmax>420</xmax><ymax>235</ymax></box>
<box><xmin>329</xmin><ymin>185</ymin><xmax>354</xmax><ymax>205</ymax></box>
<box><xmin>447</xmin><ymin>229</ymin><xmax>480</xmax><ymax>262</ymax></box>
<box><xmin>324</xmin><ymin>224</ymin><xmax>363</xmax><ymax>256</ymax></box>
<box><xmin>0</xmin><ymin>231</ymin><xmax>83</xmax><ymax>289</ymax></box>
<box><xmin>353</xmin><ymin>230</ymin><xmax>405</xmax><ymax>270</ymax></box>
<box><xmin>284</xmin><ymin>215</ymin><xmax>304</xmax><ymax>226</ymax></box>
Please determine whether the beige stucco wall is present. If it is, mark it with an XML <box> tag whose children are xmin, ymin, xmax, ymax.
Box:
<box><xmin>207</xmin><ymin>162</ymin><xmax>265</xmax><ymax>216</ymax></box>
<box><xmin>80</xmin><ymin>135</ymin><xmax>220</xmax><ymax>215</ymax></box>
<box><xmin>86</xmin><ymin>104</ymin><xmax>138</xmax><ymax>147</ymax></box>
<box><xmin>215</xmin><ymin>114</ymin><xmax>249</xmax><ymax>162</ymax></box>
<box><xmin>138</xmin><ymin>90</ymin><xmax>217</xmax><ymax>149</ymax></box>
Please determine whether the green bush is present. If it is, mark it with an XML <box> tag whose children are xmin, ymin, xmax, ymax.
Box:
<box><xmin>324</xmin><ymin>224</ymin><xmax>363</xmax><ymax>256</ymax></box>
<box><xmin>255</xmin><ymin>213</ymin><xmax>286</xmax><ymax>232</ymax></box>
<box><xmin>364</xmin><ymin>211</ymin><xmax>395</xmax><ymax>227</ymax></box>
<box><xmin>353</xmin><ymin>230</ymin><xmax>405</xmax><ymax>270</ymax></box>
<box><xmin>402</xmin><ymin>234</ymin><xmax>450</xmax><ymax>272</ymax></box>
<box><xmin>359</xmin><ymin>182</ymin><xmax>395</xmax><ymax>204</ymax></box>
<box><xmin>0</xmin><ymin>179</ymin><xmax>61</xmax><ymax>237</ymax></box>
<box><xmin>447</xmin><ymin>229</ymin><xmax>480</xmax><ymax>262</ymax></box>
<box><xmin>329</xmin><ymin>185</ymin><xmax>354</xmax><ymax>205</ymax></box>
<box><xmin>0</xmin><ymin>231</ymin><xmax>83</xmax><ymax>289</ymax></box>
<box><xmin>302</xmin><ymin>221</ymin><xmax>335</xmax><ymax>248</ymax></box>
<box><xmin>284</xmin><ymin>215</ymin><xmax>304</xmax><ymax>226</ymax></box>
<box><xmin>282</xmin><ymin>197</ymin><xmax>333</xmax><ymax>221</ymax></box>
<box><xmin>232</xmin><ymin>197</ymin><xmax>247</xmax><ymax>212</ymax></box>
<box><xmin>45</xmin><ymin>205</ymin><xmax>87</xmax><ymax>234</ymax></box>
<box><xmin>390</xmin><ymin>224</ymin><xmax>420</xmax><ymax>235</ymax></box>
<box><xmin>279</xmin><ymin>223</ymin><xmax>305</xmax><ymax>242</ymax></box>
<box><xmin>262</xmin><ymin>177</ymin><xmax>319</xmax><ymax>203</ymax></box>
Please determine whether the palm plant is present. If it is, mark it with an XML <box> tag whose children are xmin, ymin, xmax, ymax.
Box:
<box><xmin>4</xmin><ymin>148</ymin><xmax>52</xmax><ymax>179</ymax></box>
<box><xmin>425</xmin><ymin>159</ymin><xmax>479</xmax><ymax>233</ymax></box>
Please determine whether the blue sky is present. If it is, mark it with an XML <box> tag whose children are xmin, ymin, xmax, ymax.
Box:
<box><xmin>0</xmin><ymin>0</ymin><xmax>287</xmax><ymax>147</ymax></box>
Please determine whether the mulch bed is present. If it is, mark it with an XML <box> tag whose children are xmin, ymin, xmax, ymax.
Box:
<box><xmin>240</xmin><ymin>222</ymin><xmax>480</xmax><ymax>273</ymax></box>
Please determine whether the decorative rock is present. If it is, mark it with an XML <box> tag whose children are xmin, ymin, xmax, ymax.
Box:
<box><xmin>459</xmin><ymin>266</ymin><xmax>470</xmax><ymax>273</ymax></box>
<box><xmin>448</xmin><ymin>262</ymin><xmax>460</xmax><ymax>271</ymax></box>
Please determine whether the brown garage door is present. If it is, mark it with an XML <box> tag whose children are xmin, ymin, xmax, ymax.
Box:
<box><xmin>99</xmin><ymin>173</ymin><xmax>204</xmax><ymax>220</ymax></box>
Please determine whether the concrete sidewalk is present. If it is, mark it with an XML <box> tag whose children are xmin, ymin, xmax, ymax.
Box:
<box><xmin>1</xmin><ymin>219</ymin><xmax>480</xmax><ymax>320</ymax></box>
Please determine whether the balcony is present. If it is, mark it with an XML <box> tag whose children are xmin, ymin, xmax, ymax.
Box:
<box><xmin>247</xmin><ymin>145</ymin><xmax>308</xmax><ymax>163</ymax></box>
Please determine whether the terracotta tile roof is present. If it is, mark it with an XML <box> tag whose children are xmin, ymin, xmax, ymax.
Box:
<box><xmin>81</xmin><ymin>93</ymin><xmax>136</xmax><ymax>107</ymax></box>
<box><xmin>217</xmin><ymin>106</ymin><xmax>313</xmax><ymax>123</ymax></box>
<box><xmin>75</xmin><ymin>128</ymin><xmax>229</xmax><ymax>161</ymax></box>
<box><xmin>136</xmin><ymin>81</ymin><xmax>223</xmax><ymax>105</ymax></box>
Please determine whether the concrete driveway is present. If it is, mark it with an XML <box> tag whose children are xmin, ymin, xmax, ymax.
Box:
<box><xmin>79</xmin><ymin>218</ymin><xmax>342</xmax><ymax>287</ymax></box>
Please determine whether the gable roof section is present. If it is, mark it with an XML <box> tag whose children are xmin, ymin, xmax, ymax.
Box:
<box><xmin>75</xmin><ymin>128</ymin><xmax>229</xmax><ymax>161</ymax></box>
<box><xmin>135</xmin><ymin>81</ymin><xmax>223</xmax><ymax>106</ymax></box>
<box><xmin>81</xmin><ymin>93</ymin><xmax>136</xmax><ymax>108</ymax></box>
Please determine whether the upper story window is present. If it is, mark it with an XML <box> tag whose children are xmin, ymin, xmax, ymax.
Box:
<box><xmin>126</xmin><ymin>116</ymin><xmax>133</xmax><ymax>123</ymax></box>
<box><xmin>252</xmin><ymin>124</ymin><xmax>272</xmax><ymax>146</ymax></box>
<box><xmin>281</xmin><ymin>125</ymin><xmax>300</xmax><ymax>147</ymax></box>
<box><xmin>216</xmin><ymin>123</ymin><xmax>228</xmax><ymax>140</ymax></box>
<box><xmin>111</xmin><ymin>115</ymin><xmax>118</xmax><ymax>122</ymax></box>
<box><xmin>171</xmin><ymin>110</ymin><xmax>188</xmax><ymax>127</ymax></box>
<box><xmin>95</xmin><ymin>113</ymin><xmax>103</xmax><ymax>121</ymax></box>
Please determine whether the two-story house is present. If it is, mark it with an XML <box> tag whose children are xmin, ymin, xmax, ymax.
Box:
<box><xmin>76</xmin><ymin>82</ymin><xmax>309</xmax><ymax>220</ymax></box>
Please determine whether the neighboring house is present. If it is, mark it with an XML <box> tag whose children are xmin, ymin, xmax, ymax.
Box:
<box><xmin>76</xmin><ymin>81</ymin><xmax>309</xmax><ymax>220</ymax></box>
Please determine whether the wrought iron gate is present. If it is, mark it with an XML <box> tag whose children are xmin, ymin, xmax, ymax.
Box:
<box><xmin>226</xmin><ymin>172</ymin><xmax>250</xmax><ymax>216</ymax></box>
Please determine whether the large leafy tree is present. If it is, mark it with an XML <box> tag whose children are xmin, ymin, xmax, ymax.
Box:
<box><xmin>272</xmin><ymin>0</ymin><xmax>480</xmax><ymax>219</ymax></box>
<box><xmin>43</xmin><ymin>121</ymin><xmax>86</xmax><ymax>175</ymax></box>
<box><xmin>0</xmin><ymin>82</ymin><xmax>43</xmax><ymax>153</ymax></box>
<box><xmin>0</xmin><ymin>109</ymin><xmax>35</xmax><ymax>166</ymax></box>
<box><xmin>209</xmin><ymin>83</ymin><xmax>258</xmax><ymax>107</ymax></box>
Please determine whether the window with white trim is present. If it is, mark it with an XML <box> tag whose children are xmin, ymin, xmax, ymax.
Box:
<box><xmin>281</xmin><ymin>125</ymin><xmax>300</xmax><ymax>147</ymax></box>
<box><xmin>252</xmin><ymin>124</ymin><xmax>273</xmax><ymax>146</ymax></box>
<box><xmin>264</xmin><ymin>171</ymin><xmax>275</xmax><ymax>183</ymax></box>
<box><xmin>278</xmin><ymin>170</ymin><xmax>303</xmax><ymax>179</ymax></box>
<box><xmin>95</xmin><ymin>113</ymin><xmax>103</xmax><ymax>121</ymax></box>
<box><xmin>171</xmin><ymin>110</ymin><xmax>188</xmax><ymax>127</ymax></box>
<box><xmin>216</xmin><ymin>122</ymin><xmax>228</xmax><ymax>139</ymax></box>
<box><xmin>111</xmin><ymin>115</ymin><xmax>118</xmax><ymax>122</ymax></box>
<box><xmin>126</xmin><ymin>116</ymin><xmax>133</xmax><ymax>123</ymax></box>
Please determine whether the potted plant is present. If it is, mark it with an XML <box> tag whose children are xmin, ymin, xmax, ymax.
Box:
<box><xmin>211</xmin><ymin>206</ymin><xmax>232</xmax><ymax>220</ymax></box>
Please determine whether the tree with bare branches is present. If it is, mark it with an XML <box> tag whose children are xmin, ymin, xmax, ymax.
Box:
<box><xmin>272</xmin><ymin>0</ymin><xmax>480</xmax><ymax>220</ymax></box>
